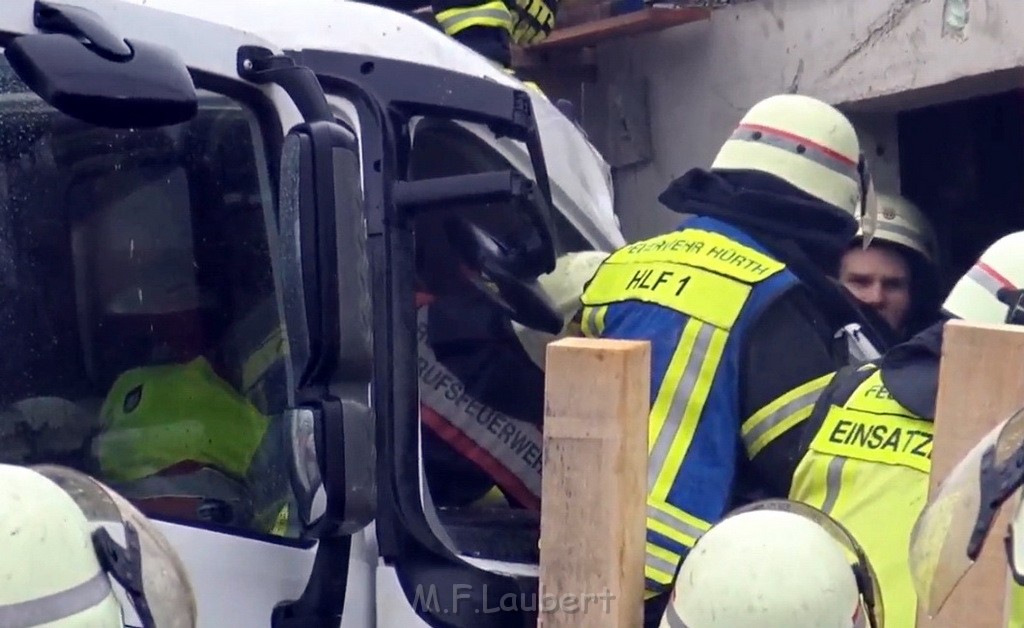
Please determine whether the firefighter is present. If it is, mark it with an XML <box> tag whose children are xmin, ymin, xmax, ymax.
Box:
<box><xmin>432</xmin><ymin>0</ymin><xmax>558</xmax><ymax>69</ymax></box>
<box><xmin>662</xmin><ymin>499</ymin><xmax>883</xmax><ymax>628</ymax></box>
<box><xmin>839</xmin><ymin>192</ymin><xmax>941</xmax><ymax>340</ymax></box>
<box><xmin>789</xmin><ymin>230</ymin><xmax>1024</xmax><ymax>627</ymax></box>
<box><xmin>0</xmin><ymin>463</ymin><xmax>196</xmax><ymax>628</ymax></box>
<box><xmin>418</xmin><ymin>250</ymin><xmax>608</xmax><ymax>510</ymax></box>
<box><xmin>578</xmin><ymin>93</ymin><xmax>885</xmax><ymax>618</ymax></box>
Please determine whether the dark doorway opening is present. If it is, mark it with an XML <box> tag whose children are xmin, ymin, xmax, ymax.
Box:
<box><xmin>898</xmin><ymin>89</ymin><xmax>1024</xmax><ymax>294</ymax></box>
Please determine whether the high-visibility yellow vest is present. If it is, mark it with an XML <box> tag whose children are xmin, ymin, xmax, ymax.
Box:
<box><xmin>95</xmin><ymin>356</ymin><xmax>269</xmax><ymax>483</ymax></box>
<box><xmin>790</xmin><ymin>365</ymin><xmax>932</xmax><ymax>628</ymax></box>
<box><xmin>92</xmin><ymin>356</ymin><xmax>284</xmax><ymax>532</ymax></box>
<box><xmin>580</xmin><ymin>222</ymin><xmax>796</xmax><ymax>596</ymax></box>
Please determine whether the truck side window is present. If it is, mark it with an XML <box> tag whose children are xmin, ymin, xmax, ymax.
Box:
<box><xmin>410</xmin><ymin>119</ymin><xmax>595</xmax><ymax>294</ymax></box>
<box><xmin>408</xmin><ymin>118</ymin><xmax>595</xmax><ymax>559</ymax></box>
<box><xmin>0</xmin><ymin>53</ymin><xmax>297</xmax><ymax>538</ymax></box>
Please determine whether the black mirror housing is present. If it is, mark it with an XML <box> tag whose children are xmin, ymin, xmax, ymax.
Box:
<box><xmin>278</xmin><ymin>121</ymin><xmax>375</xmax><ymax>539</ymax></box>
<box><xmin>5</xmin><ymin>33</ymin><xmax>198</xmax><ymax>129</ymax></box>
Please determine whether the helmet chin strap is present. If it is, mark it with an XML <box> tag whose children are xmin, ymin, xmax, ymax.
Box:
<box><xmin>93</xmin><ymin>523</ymin><xmax>155</xmax><ymax>628</ymax></box>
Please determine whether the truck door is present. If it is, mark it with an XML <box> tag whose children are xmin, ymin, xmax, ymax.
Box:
<box><xmin>275</xmin><ymin>50</ymin><xmax>611</xmax><ymax>627</ymax></box>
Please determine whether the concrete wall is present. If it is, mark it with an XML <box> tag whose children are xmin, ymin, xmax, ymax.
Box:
<box><xmin>577</xmin><ymin>0</ymin><xmax>1024</xmax><ymax>241</ymax></box>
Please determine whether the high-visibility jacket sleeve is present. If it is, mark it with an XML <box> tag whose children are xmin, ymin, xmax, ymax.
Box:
<box><xmin>737</xmin><ymin>287</ymin><xmax>844</xmax><ymax>496</ymax></box>
<box><xmin>432</xmin><ymin>0</ymin><xmax>513</xmax><ymax>67</ymax></box>
<box><xmin>507</xmin><ymin>0</ymin><xmax>559</xmax><ymax>46</ymax></box>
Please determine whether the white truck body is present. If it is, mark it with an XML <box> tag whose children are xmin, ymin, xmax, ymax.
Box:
<box><xmin>0</xmin><ymin>1</ymin><xmax>624</xmax><ymax>626</ymax></box>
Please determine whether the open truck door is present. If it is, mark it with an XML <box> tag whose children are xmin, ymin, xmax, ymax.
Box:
<box><xmin>274</xmin><ymin>45</ymin><xmax>598</xmax><ymax>626</ymax></box>
<box><xmin>269</xmin><ymin>48</ymin><xmax>564</xmax><ymax>627</ymax></box>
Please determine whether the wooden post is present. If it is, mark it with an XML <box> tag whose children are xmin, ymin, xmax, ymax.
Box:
<box><xmin>539</xmin><ymin>337</ymin><xmax>650</xmax><ymax>627</ymax></box>
<box><xmin>918</xmin><ymin>320</ymin><xmax>1024</xmax><ymax>628</ymax></box>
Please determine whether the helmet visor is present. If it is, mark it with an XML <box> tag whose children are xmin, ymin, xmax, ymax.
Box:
<box><xmin>908</xmin><ymin>406</ymin><xmax>1024</xmax><ymax>615</ymax></box>
<box><xmin>728</xmin><ymin>499</ymin><xmax>885</xmax><ymax>628</ymax></box>
<box><xmin>31</xmin><ymin>464</ymin><xmax>198</xmax><ymax>628</ymax></box>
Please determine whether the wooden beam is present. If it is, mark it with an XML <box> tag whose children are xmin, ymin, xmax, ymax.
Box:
<box><xmin>918</xmin><ymin>320</ymin><xmax>1024</xmax><ymax>628</ymax></box>
<box><xmin>539</xmin><ymin>337</ymin><xmax>649</xmax><ymax>627</ymax></box>
<box><xmin>527</xmin><ymin>7</ymin><xmax>711</xmax><ymax>52</ymax></box>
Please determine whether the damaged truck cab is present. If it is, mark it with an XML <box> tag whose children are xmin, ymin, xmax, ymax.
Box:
<box><xmin>0</xmin><ymin>0</ymin><xmax>623</xmax><ymax>626</ymax></box>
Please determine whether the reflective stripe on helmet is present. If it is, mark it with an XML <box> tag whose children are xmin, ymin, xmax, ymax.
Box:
<box><xmin>731</xmin><ymin>123</ymin><xmax>860</xmax><ymax>182</ymax></box>
<box><xmin>0</xmin><ymin>570</ymin><xmax>112</xmax><ymax>628</ymax></box>
<box><xmin>968</xmin><ymin>261</ymin><xmax>1017</xmax><ymax>297</ymax></box>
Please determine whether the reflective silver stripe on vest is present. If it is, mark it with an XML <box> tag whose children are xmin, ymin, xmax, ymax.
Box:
<box><xmin>436</xmin><ymin>2</ymin><xmax>512</xmax><ymax>36</ymax></box>
<box><xmin>647</xmin><ymin>505</ymin><xmax>706</xmax><ymax>548</ymax></box>
<box><xmin>417</xmin><ymin>307</ymin><xmax>543</xmax><ymax>500</ymax></box>
<box><xmin>584</xmin><ymin>305</ymin><xmax>601</xmax><ymax>335</ymax></box>
<box><xmin>645</xmin><ymin>550</ymin><xmax>679</xmax><ymax>581</ymax></box>
<box><xmin>647</xmin><ymin>322</ymin><xmax>716</xmax><ymax>493</ymax></box>
<box><xmin>741</xmin><ymin>381</ymin><xmax>827</xmax><ymax>453</ymax></box>
<box><xmin>820</xmin><ymin>456</ymin><xmax>846</xmax><ymax>515</ymax></box>
<box><xmin>0</xmin><ymin>570</ymin><xmax>112</xmax><ymax>628</ymax></box>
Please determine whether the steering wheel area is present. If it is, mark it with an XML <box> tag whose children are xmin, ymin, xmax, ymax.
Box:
<box><xmin>444</xmin><ymin>218</ymin><xmax>563</xmax><ymax>335</ymax></box>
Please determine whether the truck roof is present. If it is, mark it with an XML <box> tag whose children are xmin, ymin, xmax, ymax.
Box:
<box><xmin>115</xmin><ymin>0</ymin><xmax>625</xmax><ymax>249</ymax></box>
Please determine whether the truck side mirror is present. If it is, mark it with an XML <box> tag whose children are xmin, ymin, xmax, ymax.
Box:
<box><xmin>278</xmin><ymin>121</ymin><xmax>375</xmax><ymax>538</ymax></box>
<box><xmin>6</xmin><ymin>2</ymin><xmax>197</xmax><ymax>128</ymax></box>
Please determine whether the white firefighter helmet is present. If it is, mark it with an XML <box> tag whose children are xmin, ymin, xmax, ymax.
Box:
<box><xmin>941</xmin><ymin>231</ymin><xmax>1024</xmax><ymax>324</ymax></box>
<box><xmin>663</xmin><ymin>499</ymin><xmax>883</xmax><ymax>628</ymax></box>
<box><xmin>855</xmin><ymin>193</ymin><xmax>938</xmax><ymax>264</ymax></box>
<box><xmin>511</xmin><ymin>250</ymin><xmax>610</xmax><ymax>370</ymax></box>
<box><xmin>711</xmin><ymin>94</ymin><xmax>879</xmax><ymax>244</ymax></box>
<box><xmin>909</xmin><ymin>404</ymin><xmax>1024</xmax><ymax>616</ymax></box>
<box><xmin>0</xmin><ymin>463</ymin><xmax>124</xmax><ymax>627</ymax></box>
<box><xmin>12</xmin><ymin>464</ymin><xmax>198</xmax><ymax>628</ymax></box>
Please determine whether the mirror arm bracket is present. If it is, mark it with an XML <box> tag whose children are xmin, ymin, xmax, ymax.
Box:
<box><xmin>393</xmin><ymin>170</ymin><xmax>528</xmax><ymax>214</ymax></box>
<box><xmin>238</xmin><ymin>46</ymin><xmax>334</xmax><ymax>123</ymax></box>
<box><xmin>33</xmin><ymin>1</ymin><xmax>132</xmax><ymax>60</ymax></box>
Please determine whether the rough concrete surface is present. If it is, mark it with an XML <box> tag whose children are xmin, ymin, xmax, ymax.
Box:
<box><xmin>572</xmin><ymin>0</ymin><xmax>1024</xmax><ymax>240</ymax></box>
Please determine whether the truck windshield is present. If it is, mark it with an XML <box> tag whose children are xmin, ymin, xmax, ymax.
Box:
<box><xmin>0</xmin><ymin>55</ymin><xmax>300</xmax><ymax>538</ymax></box>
